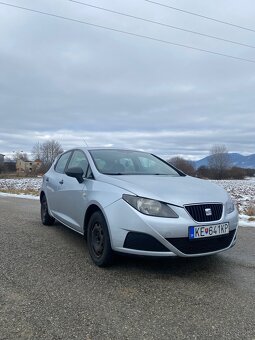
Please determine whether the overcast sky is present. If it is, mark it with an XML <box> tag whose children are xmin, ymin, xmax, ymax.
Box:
<box><xmin>0</xmin><ymin>0</ymin><xmax>255</xmax><ymax>160</ymax></box>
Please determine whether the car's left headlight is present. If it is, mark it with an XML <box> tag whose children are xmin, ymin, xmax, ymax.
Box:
<box><xmin>122</xmin><ymin>194</ymin><xmax>179</xmax><ymax>218</ymax></box>
<box><xmin>226</xmin><ymin>197</ymin><xmax>235</xmax><ymax>214</ymax></box>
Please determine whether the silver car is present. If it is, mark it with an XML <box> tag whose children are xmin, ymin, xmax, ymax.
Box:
<box><xmin>40</xmin><ymin>148</ymin><xmax>239</xmax><ymax>267</ymax></box>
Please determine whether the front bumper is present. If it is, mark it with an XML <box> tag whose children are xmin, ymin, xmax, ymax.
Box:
<box><xmin>104</xmin><ymin>198</ymin><xmax>239</xmax><ymax>257</ymax></box>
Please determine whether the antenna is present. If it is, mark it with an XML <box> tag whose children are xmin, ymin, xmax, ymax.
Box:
<box><xmin>83</xmin><ymin>138</ymin><xmax>89</xmax><ymax>147</ymax></box>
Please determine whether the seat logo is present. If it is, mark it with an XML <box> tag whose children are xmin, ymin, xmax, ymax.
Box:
<box><xmin>205</xmin><ymin>208</ymin><xmax>212</xmax><ymax>216</ymax></box>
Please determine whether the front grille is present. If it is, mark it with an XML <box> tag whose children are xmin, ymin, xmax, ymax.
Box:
<box><xmin>166</xmin><ymin>230</ymin><xmax>235</xmax><ymax>255</ymax></box>
<box><xmin>123</xmin><ymin>232</ymin><xmax>169</xmax><ymax>252</ymax></box>
<box><xmin>185</xmin><ymin>203</ymin><xmax>223</xmax><ymax>222</ymax></box>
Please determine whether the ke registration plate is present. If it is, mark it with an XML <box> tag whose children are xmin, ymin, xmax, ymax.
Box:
<box><xmin>189</xmin><ymin>223</ymin><xmax>229</xmax><ymax>240</ymax></box>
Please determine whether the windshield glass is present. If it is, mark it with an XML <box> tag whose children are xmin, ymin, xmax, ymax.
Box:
<box><xmin>89</xmin><ymin>149</ymin><xmax>181</xmax><ymax>176</ymax></box>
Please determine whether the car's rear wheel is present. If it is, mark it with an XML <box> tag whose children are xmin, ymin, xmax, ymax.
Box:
<box><xmin>87</xmin><ymin>211</ymin><xmax>113</xmax><ymax>267</ymax></box>
<box><xmin>41</xmin><ymin>195</ymin><xmax>55</xmax><ymax>226</ymax></box>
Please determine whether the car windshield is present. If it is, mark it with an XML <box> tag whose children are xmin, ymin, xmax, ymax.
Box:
<box><xmin>89</xmin><ymin>149</ymin><xmax>181</xmax><ymax>176</ymax></box>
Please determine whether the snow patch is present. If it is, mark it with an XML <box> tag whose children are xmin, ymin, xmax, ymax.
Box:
<box><xmin>0</xmin><ymin>178</ymin><xmax>42</xmax><ymax>191</ymax></box>
<box><xmin>0</xmin><ymin>192</ymin><xmax>39</xmax><ymax>200</ymax></box>
<box><xmin>239</xmin><ymin>214</ymin><xmax>255</xmax><ymax>228</ymax></box>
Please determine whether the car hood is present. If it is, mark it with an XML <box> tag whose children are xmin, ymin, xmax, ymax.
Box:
<box><xmin>99</xmin><ymin>174</ymin><xmax>229</xmax><ymax>206</ymax></box>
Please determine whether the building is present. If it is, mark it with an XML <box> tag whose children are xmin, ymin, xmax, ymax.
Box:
<box><xmin>0</xmin><ymin>154</ymin><xmax>4</xmax><ymax>164</ymax></box>
<box><xmin>16</xmin><ymin>159</ymin><xmax>42</xmax><ymax>176</ymax></box>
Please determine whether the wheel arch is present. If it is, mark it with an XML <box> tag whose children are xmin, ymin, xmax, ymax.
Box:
<box><xmin>84</xmin><ymin>204</ymin><xmax>111</xmax><ymax>240</ymax></box>
<box><xmin>40</xmin><ymin>191</ymin><xmax>46</xmax><ymax>203</ymax></box>
<box><xmin>84</xmin><ymin>204</ymin><xmax>101</xmax><ymax>235</ymax></box>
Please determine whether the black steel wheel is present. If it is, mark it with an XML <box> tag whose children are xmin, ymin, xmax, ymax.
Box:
<box><xmin>87</xmin><ymin>211</ymin><xmax>113</xmax><ymax>267</ymax></box>
<box><xmin>41</xmin><ymin>195</ymin><xmax>55</xmax><ymax>226</ymax></box>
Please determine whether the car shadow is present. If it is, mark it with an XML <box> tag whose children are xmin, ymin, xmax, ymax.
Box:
<box><xmin>114</xmin><ymin>252</ymin><xmax>227</xmax><ymax>276</ymax></box>
<box><xmin>49</xmin><ymin>220</ymin><xmax>230</xmax><ymax>279</ymax></box>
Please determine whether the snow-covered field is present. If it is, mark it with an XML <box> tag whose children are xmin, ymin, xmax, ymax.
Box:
<box><xmin>0</xmin><ymin>177</ymin><xmax>41</xmax><ymax>197</ymax></box>
<box><xmin>212</xmin><ymin>178</ymin><xmax>255</xmax><ymax>227</ymax></box>
<box><xmin>212</xmin><ymin>178</ymin><xmax>255</xmax><ymax>213</ymax></box>
<box><xmin>0</xmin><ymin>177</ymin><xmax>254</xmax><ymax>227</ymax></box>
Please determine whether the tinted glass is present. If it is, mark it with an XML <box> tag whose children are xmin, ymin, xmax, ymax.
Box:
<box><xmin>67</xmin><ymin>150</ymin><xmax>89</xmax><ymax>174</ymax></box>
<box><xmin>55</xmin><ymin>152</ymin><xmax>72</xmax><ymax>173</ymax></box>
<box><xmin>90</xmin><ymin>150</ymin><xmax>180</xmax><ymax>176</ymax></box>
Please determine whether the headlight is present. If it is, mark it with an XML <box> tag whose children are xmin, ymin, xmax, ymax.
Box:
<box><xmin>226</xmin><ymin>197</ymin><xmax>235</xmax><ymax>214</ymax></box>
<box><xmin>122</xmin><ymin>194</ymin><xmax>178</xmax><ymax>218</ymax></box>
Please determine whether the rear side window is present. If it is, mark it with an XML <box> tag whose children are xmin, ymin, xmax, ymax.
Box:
<box><xmin>55</xmin><ymin>152</ymin><xmax>72</xmax><ymax>173</ymax></box>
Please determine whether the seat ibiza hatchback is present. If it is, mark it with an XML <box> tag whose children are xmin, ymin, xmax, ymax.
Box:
<box><xmin>40</xmin><ymin>148</ymin><xmax>239</xmax><ymax>266</ymax></box>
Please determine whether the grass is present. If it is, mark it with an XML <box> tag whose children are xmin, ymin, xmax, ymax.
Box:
<box><xmin>0</xmin><ymin>174</ymin><xmax>39</xmax><ymax>179</ymax></box>
<box><xmin>0</xmin><ymin>173</ymin><xmax>19</xmax><ymax>179</ymax></box>
<box><xmin>243</xmin><ymin>204</ymin><xmax>255</xmax><ymax>217</ymax></box>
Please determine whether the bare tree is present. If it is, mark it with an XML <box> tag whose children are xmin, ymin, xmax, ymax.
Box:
<box><xmin>196</xmin><ymin>166</ymin><xmax>211</xmax><ymax>179</ymax></box>
<box><xmin>32</xmin><ymin>142</ymin><xmax>42</xmax><ymax>160</ymax></box>
<box><xmin>32</xmin><ymin>140</ymin><xmax>63</xmax><ymax>172</ymax></box>
<box><xmin>13</xmin><ymin>151</ymin><xmax>29</xmax><ymax>161</ymax></box>
<box><xmin>168</xmin><ymin>156</ymin><xmax>196</xmax><ymax>176</ymax></box>
<box><xmin>208</xmin><ymin>144</ymin><xmax>231</xmax><ymax>179</ymax></box>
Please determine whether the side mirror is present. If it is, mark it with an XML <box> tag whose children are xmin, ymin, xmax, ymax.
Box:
<box><xmin>65</xmin><ymin>167</ymin><xmax>84</xmax><ymax>183</ymax></box>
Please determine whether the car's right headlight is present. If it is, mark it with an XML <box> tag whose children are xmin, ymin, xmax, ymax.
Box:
<box><xmin>226</xmin><ymin>197</ymin><xmax>235</xmax><ymax>214</ymax></box>
<box><xmin>122</xmin><ymin>194</ymin><xmax>179</xmax><ymax>218</ymax></box>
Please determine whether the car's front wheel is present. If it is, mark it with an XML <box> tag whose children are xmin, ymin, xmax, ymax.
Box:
<box><xmin>87</xmin><ymin>211</ymin><xmax>113</xmax><ymax>267</ymax></box>
<box><xmin>41</xmin><ymin>195</ymin><xmax>55</xmax><ymax>226</ymax></box>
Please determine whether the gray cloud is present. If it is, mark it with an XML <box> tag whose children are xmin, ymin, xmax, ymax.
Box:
<box><xmin>0</xmin><ymin>0</ymin><xmax>255</xmax><ymax>159</ymax></box>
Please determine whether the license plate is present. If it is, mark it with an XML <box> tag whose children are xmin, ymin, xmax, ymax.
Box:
<box><xmin>189</xmin><ymin>223</ymin><xmax>229</xmax><ymax>240</ymax></box>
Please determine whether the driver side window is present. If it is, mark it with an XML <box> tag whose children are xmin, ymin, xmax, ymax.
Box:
<box><xmin>55</xmin><ymin>151</ymin><xmax>72</xmax><ymax>174</ymax></box>
<box><xmin>66</xmin><ymin>150</ymin><xmax>89</xmax><ymax>175</ymax></box>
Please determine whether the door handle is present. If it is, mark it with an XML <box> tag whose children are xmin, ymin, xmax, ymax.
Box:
<box><xmin>59</xmin><ymin>179</ymin><xmax>64</xmax><ymax>184</ymax></box>
<box><xmin>45</xmin><ymin>177</ymin><xmax>49</xmax><ymax>182</ymax></box>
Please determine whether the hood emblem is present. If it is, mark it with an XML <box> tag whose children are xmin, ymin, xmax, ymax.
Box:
<box><xmin>205</xmin><ymin>208</ymin><xmax>212</xmax><ymax>216</ymax></box>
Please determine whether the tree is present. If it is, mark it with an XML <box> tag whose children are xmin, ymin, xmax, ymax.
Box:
<box><xmin>32</xmin><ymin>140</ymin><xmax>63</xmax><ymax>172</ymax></box>
<box><xmin>168</xmin><ymin>156</ymin><xmax>196</xmax><ymax>176</ymax></box>
<box><xmin>208</xmin><ymin>144</ymin><xmax>231</xmax><ymax>179</ymax></box>
<box><xmin>32</xmin><ymin>142</ymin><xmax>42</xmax><ymax>160</ymax></box>
<box><xmin>228</xmin><ymin>167</ymin><xmax>245</xmax><ymax>180</ymax></box>
<box><xmin>41</xmin><ymin>140</ymin><xmax>63</xmax><ymax>168</ymax></box>
<box><xmin>13</xmin><ymin>151</ymin><xmax>29</xmax><ymax>161</ymax></box>
<box><xmin>196</xmin><ymin>165</ymin><xmax>211</xmax><ymax>179</ymax></box>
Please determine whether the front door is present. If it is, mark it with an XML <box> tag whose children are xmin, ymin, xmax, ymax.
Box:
<box><xmin>55</xmin><ymin>150</ymin><xmax>89</xmax><ymax>231</ymax></box>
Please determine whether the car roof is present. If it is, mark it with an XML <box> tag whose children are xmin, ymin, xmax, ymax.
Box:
<box><xmin>75</xmin><ymin>147</ymin><xmax>149</xmax><ymax>154</ymax></box>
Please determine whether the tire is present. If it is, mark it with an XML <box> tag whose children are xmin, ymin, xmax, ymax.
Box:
<box><xmin>87</xmin><ymin>211</ymin><xmax>113</xmax><ymax>267</ymax></box>
<box><xmin>41</xmin><ymin>195</ymin><xmax>55</xmax><ymax>226</ymax></box>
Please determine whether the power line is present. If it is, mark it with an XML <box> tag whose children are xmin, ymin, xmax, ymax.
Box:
<box><xmin>0</xmin><ymin>1</ymin><xmax>255</xmax><ymax>64</ymax></box>
<box><xmin>67</xmin><ymin>0</ymin><xmax>255</xmax><ymax>49</ymax></box>
<box><xmin>144</xmin><ymin>0</ymin><xmax>255</xmax><ymax>33</ymax></box>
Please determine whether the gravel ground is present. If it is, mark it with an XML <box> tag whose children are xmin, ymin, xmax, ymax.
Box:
<box><xmin>0</xmin><ymin>197</ymin><xmax>254</xmax><ymax>340</ymax></box>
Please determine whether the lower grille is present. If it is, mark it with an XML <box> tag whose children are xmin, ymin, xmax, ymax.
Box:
<box><xmin>124</xmin><ymin>232</ymin><xmax>169</xmax><ymax>252</ymax></box>
<box><xmin>166</xmin><ymin>230</ymin><xmax>235</xmax><ymax>254</ymax></box>
<box><xmin>185</xmin><ymin>203</ymin><xmax>223</xmax><ymax>222</ymax></box>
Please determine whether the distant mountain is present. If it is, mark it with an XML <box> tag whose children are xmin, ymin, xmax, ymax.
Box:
<box><xmin>194</xmin><ymin>153</ymin><xmax>255</xmax><ymax>169</ymax></box>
